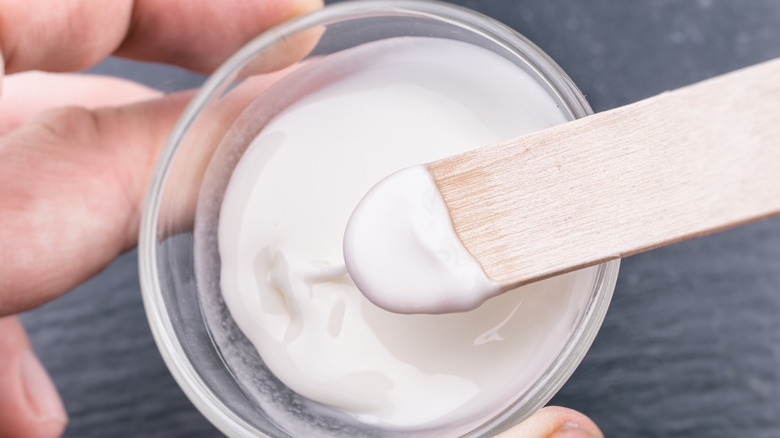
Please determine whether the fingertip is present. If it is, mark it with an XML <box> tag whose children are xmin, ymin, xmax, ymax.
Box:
<box><xmin>548</xmin><ymin>421</ymin><xmax>601</xmax><ymax>438</ymax></box>
<box><xmin>0</xmin><ymin>317</ymin><xmax>68</xmax><ymax>438</ymax></box>
<box><xmin>20</xmin><ymin>348</ymin><xmax>69</xmax><ymax>426</ymax></box>
<box><xmin>542</xmin><ymin>406</ymin><xmax>602</xmax><ymax>435</ymax></box>
<box><xmin>495</xmin><ymin>406</ymin><xmax>603</xmax><ymax>438</ymax></box>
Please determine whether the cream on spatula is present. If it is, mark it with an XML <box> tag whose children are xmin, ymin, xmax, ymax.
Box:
<box><xmin>343</xmin><ymin>58</ymin><xmax>780</xmax><ymax>314</ymax></box>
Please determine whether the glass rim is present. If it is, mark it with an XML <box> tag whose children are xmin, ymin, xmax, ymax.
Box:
<box><xmin>138</xmin><ymin>1</ymin><xmax>619</xmax><ymax>436</ymax></box>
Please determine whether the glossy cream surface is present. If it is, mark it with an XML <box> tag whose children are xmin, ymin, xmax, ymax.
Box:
<box><xmin>218</xmin><ymin>37</ymin><xmax>597</xmax><ymax>430</ymax></box>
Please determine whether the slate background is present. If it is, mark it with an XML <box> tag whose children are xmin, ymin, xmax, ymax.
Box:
<box><xmin>18</xmin><ymin>1</ymin><xmax>780</xmax><ymax>437</ymax></box>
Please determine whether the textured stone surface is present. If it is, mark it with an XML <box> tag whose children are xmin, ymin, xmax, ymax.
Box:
<box><xmin>18</xmin><ymin>1</ymin><xmax>780</xmax><ymax>437</ymax></box>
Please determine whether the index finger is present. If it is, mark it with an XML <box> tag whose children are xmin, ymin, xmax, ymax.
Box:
<box><xmin>0</xmin><ymin>0</ymin><xmax>322</xmax><ymax>76</ymax></box>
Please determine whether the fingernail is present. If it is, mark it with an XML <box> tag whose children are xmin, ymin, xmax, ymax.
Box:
<box><xmin>20</xmin><ymin>348</ymin><xmax>68</xmax><ymax>424</ymax></box>
<box><xmin>550</xmin><ymin>421</ymin><xmax>599</xmax><ymax>438</ymax></box>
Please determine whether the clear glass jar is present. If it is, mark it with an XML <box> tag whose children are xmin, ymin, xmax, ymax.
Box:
<box><xmin>138</xmin><ymin>1</ymin><xmax>619</xmax><ymax>437</ymax></box>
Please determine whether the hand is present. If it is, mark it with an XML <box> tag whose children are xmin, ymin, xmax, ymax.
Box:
<box><xmin>0</xmin><ymin>1</ymin><xmax>321</xmax><ymax>437</ymax></box>
<box><xmin>0</xmin><ymin>1</ymin><xmax>602</xmax><ymax>437</ymax></box>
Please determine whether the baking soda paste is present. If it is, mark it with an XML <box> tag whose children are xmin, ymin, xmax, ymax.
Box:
<box><xmin>343</xmin><ymin>165</ymin><xmax>501</xmax><ymax>314</ymax></box>
<box><xmin>218</xmin><ymin>37</ymin><xmax>598</xmax><ymax>431</ymax></box>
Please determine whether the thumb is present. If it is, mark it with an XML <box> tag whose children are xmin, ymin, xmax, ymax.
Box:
<box><xmin>495</xmin><ymin>406</ymin><xmax>603</xmax><ymax>438</ymax></box>
<box><xmin>0</xmin><ymin>316</ymin><xmax>67</xmax><ymax>438</ymax></box>
<box><xmin>0</xmin><ymin>91</ymin><xmax>190</xmax><ymax>316</ymax></box>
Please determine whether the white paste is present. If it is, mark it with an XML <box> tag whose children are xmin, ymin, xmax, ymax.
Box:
<box><xmin>218</xmin><ymin>37</ymin><xmax>597</xmax><ymax>431</ymax></box>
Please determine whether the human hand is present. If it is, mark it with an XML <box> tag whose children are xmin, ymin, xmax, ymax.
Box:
<box><xmin>0</xmin><ymin>1</ymin><xmax>602</xmax><ymax>437</ymax></box>
<box><xmin>0</xmin><ymin>1</ymin><xmax>321</xmax><ymax>437</ymax></box>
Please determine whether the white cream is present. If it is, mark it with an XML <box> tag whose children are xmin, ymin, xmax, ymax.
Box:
<box><xmin>344</xmin><ymin>165</ymin><xmax>500</xmax><ymax>314</ymax></box>
<box><xmin>218</xmin><ymin>38</ymin><xmax>598</xmax><ymax>432</ymax></box>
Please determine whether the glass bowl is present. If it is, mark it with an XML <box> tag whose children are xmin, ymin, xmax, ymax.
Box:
<box><xmin>138</xmin><ymin>1</ymin><xmax>620</xmax><ymax>437</ymax></box>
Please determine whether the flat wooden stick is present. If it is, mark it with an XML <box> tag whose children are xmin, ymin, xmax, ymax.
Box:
<box><xmin>429</xmin><ymin>58</ymin><xmax>780</xmax><ymax>286</ymax></box>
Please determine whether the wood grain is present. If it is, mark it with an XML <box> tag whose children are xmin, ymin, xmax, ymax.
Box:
<box><xmin>430</xmin><ymin>58</ymin><xmax>780</xmax><ymax>286</ymax></box>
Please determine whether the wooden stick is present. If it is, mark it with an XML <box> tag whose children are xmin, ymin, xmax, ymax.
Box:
<box><xmin>429</xmin><ymin>58</ymin><xmax>780</xmax><ymax>286</ymax></box>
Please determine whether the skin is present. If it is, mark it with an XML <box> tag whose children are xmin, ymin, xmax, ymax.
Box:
<box><xmin>0</xmin><ymin>1</ymin><xmax>604</xmax><ymax>437</ymax></box>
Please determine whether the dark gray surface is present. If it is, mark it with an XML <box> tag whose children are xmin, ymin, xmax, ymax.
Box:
<box><xmin>19</xmin><ymin>1</ymin><xmax>780</xmax><ymax>437</ymax></box>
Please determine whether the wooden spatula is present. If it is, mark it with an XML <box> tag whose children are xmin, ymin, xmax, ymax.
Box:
<box><xmin>344</xmin><ymin>58</ymin><xmax>780</xmax><ymax>314</ymax></box>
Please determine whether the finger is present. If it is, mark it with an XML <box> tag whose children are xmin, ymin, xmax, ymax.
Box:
<box><xmin>0</xmin><ymin>0</ymin><xmax>323</xmax><ymax>76</ymax></box>
<box><xmin>0</xmin><ymin>91</ymin><xmax>191</xmax><ymax>316</ymax></box>
<box><xmin>236</xmin><ymin>25</ymin><xmax>324</xmax><ymax>78</ymax></box>
<box><xmin>0</xmin><ymin>72</ymin><xmax>161</xmax><ymax>136</ymax></box>
<box><xmin>494</xmin><ymin>406</ymin><xmax>603</xmax><ymax>438</ymax></box>
<box><xmin>0</xmin><ymin>68</ymin><xmax>290</xmax><ymax>316</ymax></box>
<box><xmin>0</xmin><ymin>316</ymin><xmax>67</xmax><ymax>438</ymax></box>
<box><xmin>0</xmin><ymin>1</ymin><xmax>133</xmax><ymax>74</ymax></box>
<box><xmin>116</xmin><ymin>0</ymin><xmax>324</xmax><ymax>73</ymax></box>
